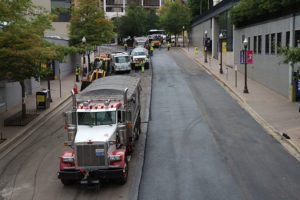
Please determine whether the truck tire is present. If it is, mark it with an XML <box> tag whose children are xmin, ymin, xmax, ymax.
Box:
<box><xmin>134</xmin><ymin>115</ymin><xmax>141</xmax><ymax>141</ymax></box>
<box><xmin>61</xmin><ymin>179</ymin><xmax>74</xmax><ymax>186</ymax></box>
<box><xmin>118</xmin><ymin>156</ymin><xmax>128</xmax><ymax>184</ymax></box>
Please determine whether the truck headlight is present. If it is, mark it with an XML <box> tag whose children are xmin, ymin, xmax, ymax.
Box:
<box><xmin>109</xmin><ymin>155</ymin><xmax>121</xmax><ymax>161</ymax></box>
<box><xmin>62</xmin><ymin>157</ymin><xmax>74</xmax><ymax>163</ymax></box>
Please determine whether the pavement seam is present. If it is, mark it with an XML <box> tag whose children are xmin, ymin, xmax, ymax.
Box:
<box><xmin>0</xmin><ymin>95</ymin><xmax>71</xmax><ymax>157</ymax></box>
<box><xmin>129</xmin><ymin>63</ymin><xmax>153</xmax><ymax>200</ymax></box>
<box><xmin>181</xmin><ymin>48</ymin><xmax>300</xmax><ymax>161</ymax></box>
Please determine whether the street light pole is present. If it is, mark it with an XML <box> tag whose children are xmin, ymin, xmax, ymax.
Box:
<box><xmin>219</xmin><ymin>33</ymin><xmax>223</xmax><ymax>74</ymax></box>
<box><xmin>243</xmin><ymin>38</ymin><xmax>249</xmax><ymax>93</ymax></box>
<box><xmin>82</xmin><ymin>36</ymin><xmax>90</xmax><ymax>79</ymax></box>
<box><xmin>182</xmin><ymin>26</ymin><xmax>185</xmax><ymax>47</ymax></box>
<box><xmin>204</xmin><ymin>30</ymin><xmax>208</xmax><ymax>63</ymax></box>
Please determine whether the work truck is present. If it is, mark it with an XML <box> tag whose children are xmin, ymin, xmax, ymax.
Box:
<box><xmin>58</xmin><ymin>76</ymin><xmax>141</xmax><ymax>185</ymax></box>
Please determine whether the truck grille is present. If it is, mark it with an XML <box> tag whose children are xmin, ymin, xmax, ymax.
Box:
<box><xmin>76</xmin><ymin>144</ymin><xmax>106</xmax><ymax>167</ymax></box>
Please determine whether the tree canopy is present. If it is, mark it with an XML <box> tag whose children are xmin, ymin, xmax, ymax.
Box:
<box><xmin>230</xmin><ymin>0</ymin><xmax>300</xmax><ymax>28</ymax></box>
<box><xmin>279</xmin><ymin>47</ymin><xmax>300</xmax><ymax>70</ymax></box>
<box><xmin>159</xmin><ymin>0</ymin><xmax>190</xmax><ymax>36</ymax></box>
<box><xmin>114</xmin><ymin>3</ymin><xmax>160</xmax><ymax>39</ymax></box>
<box><xmin>69</xmin><ymin>0</ymin><xmax>115</xmax><ymax>48</ymax></box>
<box><xmin>0</xmin><ymin>0</ymin><xmax>75</xmax><ymax>116</ymax></box>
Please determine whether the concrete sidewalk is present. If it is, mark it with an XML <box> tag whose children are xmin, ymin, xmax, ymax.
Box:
<box><xmin>0</xmin><ymin>73</ymin><xmax>77</xmax><ymax>153</ymax></box>
<box><xmin>182</xmin><ymin>48</ymin><xmax>300</xmax><ymax>159</ymax></box>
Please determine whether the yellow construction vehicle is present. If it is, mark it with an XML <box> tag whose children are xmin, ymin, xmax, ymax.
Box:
<box><xmin>81</xmin><ymin>55</ymin><xmax>111</xmax><ymax>91</ymax></box>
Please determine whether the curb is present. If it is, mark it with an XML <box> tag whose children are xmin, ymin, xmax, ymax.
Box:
<box><xmin>129</xmin><ymin>60</ymin><xmax>153</xmax><ymax>200</ymax></box>
<box><xmin>181</xmin><ymin>48</ymin><xmax>300</xmax><ymax>159</ymax></box>
<box><xmin>0</xmin><ymin>95</ymin><xmax>71</xmax><ymax>157</ymax></box>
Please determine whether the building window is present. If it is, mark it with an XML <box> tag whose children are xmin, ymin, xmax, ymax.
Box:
<box><xmin>248</xmin><ymin>37</ymin><xmax>251</xmax><ymax>50</ymax></box>
<box><xmin>277</xmin><ymin>32</ymin><xmax>281</xmax><ymax>54</ymax></box>
<box><xmin>254</xmin><ymin>36</ymin><xmax>257</xmax><ymax>54</ymax></box>
<box><xmin>271</xmin><ymin>33</ymin><xmax>275</xmax><ymax>54</ymax></box>
<box><xmin>295</xmin><ymin>30</ymin><xmax>300</xmax><ymax>48</ymax></box>
<box><xmin>286</xmin><ymin>31</ymin><xmax>290</xmax><ymax>48</ymax></box>
<box><xmin>258</xmin><ymin>35</ymin><xmax>262</xmax><ymax>54</ymax></box>
<box><xmin>265</xmin><ymin>34</ymin><xmax>269</xmax><ymax>54</ymax></box>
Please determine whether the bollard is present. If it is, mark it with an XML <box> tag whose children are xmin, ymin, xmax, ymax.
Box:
<box><xmin>234</xmin><ymin>64</ymin><xmax>238</xmax><ymax>88</ymax></box>
<box><xmin>226</xmin><ymin>67</ymin><xmax>228</xmax><ymax>81</ymax></box>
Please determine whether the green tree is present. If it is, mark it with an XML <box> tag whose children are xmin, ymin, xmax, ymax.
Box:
<box><xmin>159</xmin><ymin>0</ymin><xmax>190</xmax><ymax>46</ymax></box>
<box><xmin>69</xmin><ymin>0</ymin><xmax>114</xmax><ymax>47</ymax></box>
<box><xmin>0</xmin><ymin>0</ymin><xmax>73</xmax><ymax>117</ymax></box>
<box><xmin>279</xmin><ymin>47</ymin><xmax>300</xmax><ymax>78</ymax></box>
<box><xmin>114</xmin><ymin>3</ymin><xmax>159</xmax><ymax>40</ymax></box>
<box><xmin>187</xmin><ymin>0</ymin><xmax>213</xmax><ymax>18</ymax></box>
<box><xmin>230</xmin><ymin>0</ymin><xmax>300</xmax><ymax>28</ymax></box>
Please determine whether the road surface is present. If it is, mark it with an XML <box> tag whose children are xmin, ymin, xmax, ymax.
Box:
<box><xmin>139</xmin><ymin>48</ymin><xmax>300</xmax><ymax>200</ymax></box>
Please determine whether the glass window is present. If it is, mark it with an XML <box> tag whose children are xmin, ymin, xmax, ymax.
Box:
<box><xmin>258</xmin><ymin>35</ymin><xmax>262</xmax><ymax>54</ymax></box>
<box><xmin>265</xmin><ymin>34</ymin><xmax>269</xmax><ymax>54</ymax></box>
<box><xmin>286</xmin><ymin>31</ymin><xmax>290</xmax><ymax>48</ymax></box>
<box><xmin>248</xmin><ymin>37</ymin><xmax>251</xmax><ymax>50</ymax></box>
<box><xmin>133</xmin><ymin>51</ymin><xmax>146</xmax><ymax>56</ymax></box>
<box><xmin>115</xmin><ymin>56</ymin><xmax>129</xmax><ymax>63</ymax></box>
<box><xmin>295</xmin><ymin>30</ymin><xmax>300</xmax><ymax>48</ymax></box>
<box><xmin>271</xmin><ymin>33</ymin><xmax>275</xmax><ymax>54</ymax></box>
<box><xmin>78</xmin><ymin>111</ymin><xmax>116</xmax><ymax>126</ymax></box>
<box><xmin>277</xmin><ymin>32</ymin><xmax>282</xmax><ymax>54</ymax></box>
<box><xmin>219</xmin><ymin>11</ymin><xmax>233</xmax><ymax>51</ymax></box>
<box><xmin>254</xmin><ymin>36</ymin><xmax>257</xmax><ymax>54</ymax></box>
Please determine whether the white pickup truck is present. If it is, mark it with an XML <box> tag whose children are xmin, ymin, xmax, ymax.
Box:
<box><xmin>130</xmin><ymin>47</ymin><xmax>150</xmax><ymax>69</ymax></box>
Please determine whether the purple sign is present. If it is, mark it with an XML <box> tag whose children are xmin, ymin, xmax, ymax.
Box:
<box><xmin>297</xmin><ymin>79</ymin><xmax>300</xmax><ymax>92</ymax></box>
<box><xmin>240</xmin><ymin>50</ymin><xmax>245</xmax><ymax>64</ymax></box>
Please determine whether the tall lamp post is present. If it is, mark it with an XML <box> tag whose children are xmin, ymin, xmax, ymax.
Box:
<box><xmin>182</xmin><ymin>26</ymin><xmax>185</xmax><ymax>47</ymax></box>
<box><xmin>82</xmin><ymin>36</ymin><xmax>90</xmax><ymax>77</ymax></box>
<box><xmin>219</xmin><ymin>33</ymin><xmax>224</xmax><ymax>74</ymax></box>
<box><xmin>243</xmin><ymin>38</ymin><xmax>249</xmax><ymax>93</ymax></box>
<box><xmin>204</xmin><ymin>30</ymin><xmax>208</xmax><ymax>63</ymax></box>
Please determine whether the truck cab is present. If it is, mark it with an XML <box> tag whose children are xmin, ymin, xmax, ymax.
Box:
<box><xmin>111</xmin><ymin>52</ymin><xmax>131</xmax><ymax>73</ymax></box>
<box><xmin>58</xmin><ymin>76</ymin><xmax>141</xmax><ymax>186</ymax></box>
<box><xmin>130</xmin><ymin>47</ymin><xmax>150</xmax><ymax>69</ymax></box>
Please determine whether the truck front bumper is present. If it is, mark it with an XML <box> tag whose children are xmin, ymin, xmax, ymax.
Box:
<box><xmin>58</xmin><ymin>168</ymin><xmax>123</xmax><ymax>181</ymax></box>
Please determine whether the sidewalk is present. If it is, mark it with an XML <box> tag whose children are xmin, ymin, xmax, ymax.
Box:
<box><xmin>0</xmin><ymin>73</ymin><xmax>77</xmax><ymax>153</ymax></box>
<box><xmin>182</xmin><ymin>48</ymin><xmax>300</xmax><ymax>159</ymax></box>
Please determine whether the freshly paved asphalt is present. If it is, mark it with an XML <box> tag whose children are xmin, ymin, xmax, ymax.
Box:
<box><xmin>138</xmin><ymin>48</ymin><xmax>300</xmax><ymax>200</ymax></box>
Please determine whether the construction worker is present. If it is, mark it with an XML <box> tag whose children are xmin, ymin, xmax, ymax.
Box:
<box><xmin>150</xmin><ymin>45</ymin><xmax>154</xmax><ymax>56</ymax></box>
<box><xmin>75</xmin><ymin>64</ymin><xmax>80</xmax><ymax>82</ymax></box>
<box><xmin>167</xmin><ymin>42</ymin><xmax>171</xmax><ymax>51</ymax></box>
<box><xmin>135</xmin><ymin>60</ymin><xmax>139</xmax><ymax>72</ymax></box>
<box><xmin>195</xmin><ymin>46</ymin><xmax>198</xmax><ymax>54</ymax></box>
<box><xmin>141</xmin><ymin>60</ymin><xmax>145</xmax><ymax>73</ymax></box>
<box><xmin>124</xmin><ymin>42</ymin><xmax>128</xmax><ymax>51</ymax></box>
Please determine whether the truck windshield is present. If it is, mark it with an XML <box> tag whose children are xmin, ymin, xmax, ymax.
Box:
<box><xmin>133</xmin><ymin>52</ymin><xmax>146</xmax><ymax>56</ymax></box>
<box><xmin>115</xmin><ymin>56</ymin><xmax>129</xmax><ymax>63</ymax></box>
<box><xmin>78</xmin><ymin>111</ymin><xmax>116</xmax><ymax>126</ymax></box>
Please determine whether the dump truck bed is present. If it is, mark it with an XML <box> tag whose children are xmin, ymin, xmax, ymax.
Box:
<box><xmin>77</xmin><ymin>75</ymin><xmax>140</xmax><ymax>101</ymax></box>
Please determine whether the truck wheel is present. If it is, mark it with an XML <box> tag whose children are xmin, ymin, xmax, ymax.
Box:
<box><xmin>145</xmin><ymin>62</ymin><xmax>149</xmax><ymax>69</ymax></box>
<box><xmin>61</xmin><ymin>179</ymin><xmax>74</xmax><ymax>186</ymax></box>
<box><xmin>118</xmin><ymin>156</ymin><xmax>128</xmax><ymax>185</ymax></box>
